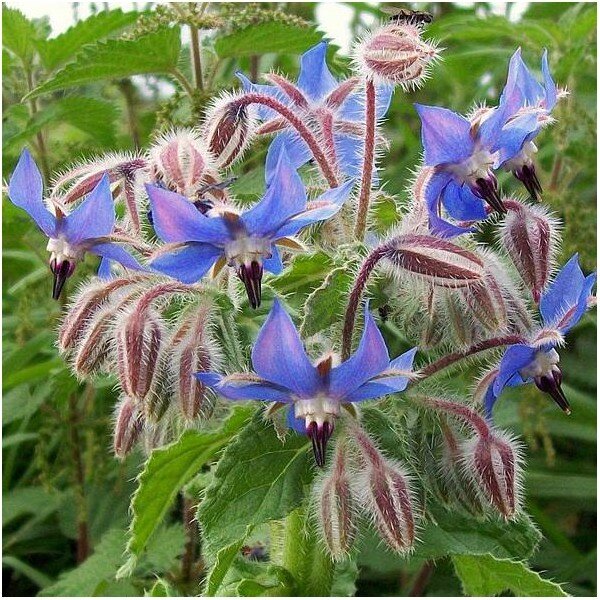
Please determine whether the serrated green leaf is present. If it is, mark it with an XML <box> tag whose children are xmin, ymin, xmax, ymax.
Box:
<box><xmin>198</xmin><ymin>412</ymin><xmax>314</xmax><ymax>553</ymax></box>
<box><xmin>204</xmin><ymin>537</ymin><xmax>248</xmax><ymax>597</ymax></box>
<box><xmin>215</xmin><ymin>22</ymin><xmax>322</xmax><ymax>58</ymax></box>
<box><xmin>271</xmin><ymin>251</ymin><xmax>334</xmax><ymax>297</ymax></box>
<box><xmin>452</xmin><ymin>553</ymin><xmax>567</xmax><ymax>596</ymax></box>
<box><xmin>120</xmin><ymin>406</ymin><xmax>254</xmax><ymax>575</ymax></box>
<box><xmin>36</xmin><ymin>9</ymin><xmax>140</xmax><ymax>70</ymax></box>
<box><xmin>25</xmin><ymin>28</ymin><xmax>182</xmax><ymax>100</ymax></box>
<box><xmin>2</xmin><ymin>6</ymin><xmax>38</xmax><ymax>64</ymax></box>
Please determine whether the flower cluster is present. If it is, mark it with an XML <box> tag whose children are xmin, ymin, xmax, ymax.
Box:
<box><xmin>6</xmin><ymin>10</ymin><xmax>595</xmax><ymax>561</ymax></box>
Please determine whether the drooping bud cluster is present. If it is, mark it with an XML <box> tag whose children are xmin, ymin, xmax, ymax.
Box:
<box><xmin>353</xmin><ymin>21</ymin><xmax>439</xmax><ymax>89</ymax></box>
<box><xmin>113</xmin><ymin>396</ymin><xmax>144</xmax><ymax>459</ymax></box>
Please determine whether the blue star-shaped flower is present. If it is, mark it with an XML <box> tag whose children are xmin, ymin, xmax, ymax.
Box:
<box><xmin>7</xmin><ymin>149</ymin><xmax>145</xmax><ymax>299</ymax></box>
<box><xmin>147</xmin><ymin>145</ymin><xmax>354</xmax><ymax>308</ymax></box>
<box><xmin>484</xmin><ymin>254</ymin><xmax>596</xmax><ymax>417</ymax></box>
<box><xmin>197</xmin><ymin>299</ymin><xmax>417</xmax><ymax>466</ymax></box>
<box><xmin>237</xmin><ymin>41</ymin><xmax>393</xmax><ymax>181</ymax></box>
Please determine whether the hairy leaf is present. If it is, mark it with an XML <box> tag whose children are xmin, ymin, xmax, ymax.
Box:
<box><xmin>2</xmin><ymin>6</ymin><xmax>38</xmax><ymax>64</ymax></box>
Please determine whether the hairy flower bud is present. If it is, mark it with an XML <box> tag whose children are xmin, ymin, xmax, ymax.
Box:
<box><xmin>385</xmin><ymin>234</ymin><xmax>485</xmax><ymax>288</ymax></box>
<box><xmin>113</xmin><ymin>397</ymin><xmax>144</xmax><ymax>458</ymax></box>
<box><xmin>444</xmin><ymin>291</ymin><xmax>478</xmax><ymax>347</ymax></box>
<box><xmin>317</xmin><ymin>444</ymin><xmax>357</xmax><ymax>560</ymax></box>
<box><xmin>500</xmin><ymin>201</ymin><xmax>558</xmax><ymax>303</ymax></box>
<box><xmin>462</xmin><ymin>431</ymin><xmax>522</xmax><ymax>519</ymax></box>
<box><xmin>203</xmin><ymin>93</ymin><xmax>256</xmax><ymax>169</ymax></box>
<box><xmin>354</xmin><ymin>22</ymin><xmax>439</xmax><ymax>89</ymax></box>
<box><xmin>148</xmin><ymin>129</ymin><xmax>216</xmax><ymax>197</ymax></box>
<box><xmin>116</xmin><ymin>304</ymin><xmax>164</xmax><ymax>402</ymax></box>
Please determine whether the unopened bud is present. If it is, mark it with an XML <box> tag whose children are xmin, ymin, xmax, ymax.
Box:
<box><xmin>500</xmin><ymin>201</ymin><xmax>557</xmax><ymax>303</ymax></box>
<box><xmin>463</xmin><ymin>431</ymin><xmax>522</xmax><ymax>519</ymax></box>
<box><xmin>354</xmin><ymin>22</ymin><xmax>439</xmax><ymax>89</ymax></box>
<box><xmin>116</xmin><ymin>305</ymin><xmax>164</xmax><ymax>401</ymax></box>
<box><xmin>203</xmin><ymin>93</ymin><xmax>256</xmax><ymax>169</ymax></box>
<box><xmin>113</xmin><ymin>397</ymin><xmax>144</xmax><ymax>458</ymax></box>
<box><xmin>317</xmin><ymin>445</ymin><xmax>357</xmax><ymax>560</ymax></box>
<box><xmin>148</xmin><ymin>129</ymin><xmax>216</xmax><ymax>197</ymax></box>
<box><xmin>444</xmin><ymin>291</ymin><xmax>477</xmax><ymax>347</ymax></box>
<box><xmin>385</xmin><ymin>234</ymin><xmax>485</xmax><ymax>288</ymax></box>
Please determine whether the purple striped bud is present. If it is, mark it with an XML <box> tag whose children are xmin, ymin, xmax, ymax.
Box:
<box><xmin>385</xmin><ymin>234</ymin><xmax>485</xmax><ymax>288</ymax></box>
<box><xmin>354</xmin><ymin>22</ymin><xmax>439</xmax><ymax>89</ymax></box>
<box><xmin>203</xmin><ymin>93</ymin><xmax>256</xmax><ymax>169</ymax></box>
<box><xmin>463</xmin><ymin>431</ymin><xmax>522</xmax><ymax>519</ymax></box>
<box><xmin>113</xmin><ymin>397</ymin><xmax>144</xmax><ymax>458</ymax></box>
<box><xmin>148</xmin><ymin>129</ymin><xmax>216</xmax><ymax>197</ymax></box>
<box><xmin>500</xmin><ymin>201</ymin><xmax>557</xmax><ymax>303</ymax></box>
<box><xmin>115</xmin><ymin>304</ymin><xmax>164</xmax><ymax>402</ymax></box>
<box><xmin>444</xmin><ymin>291</ymin><xmax>477</xmax><ymax>347</ymax></box>
<box><xmin>316</xmin><ymin>444</ymin><xmax>357</xmax><ymax>560</ymax></box>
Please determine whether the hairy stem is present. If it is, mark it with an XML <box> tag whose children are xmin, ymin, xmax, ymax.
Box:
<box><xmin>408</xmin><ymin>561</ymin><xmax>434</xmax><ymax>596</ymax></box>
<box><xmin>118</xmin><ymin>79</ymin><xmax>141</xmax><ymax>150</ymax></box>
<box><xmin>181</xmin><ymin>496</ymin><xmax>199</xmax><ymax>583</ymax></box>
<box><xmin>237</xmin><ymin>93</ymin><xmax>339</xmax><ymax>188</ymax></box>
<box><xmin>341</xmin><ymin>243</ymin><xmax>391</xmax><ymax>360</ymax></box>
<box><xmin>189</xmin><ymin>26</ymin><xmax>204</xmax><ymax>91</ymax></box>
<box><xmin>354</xmin><ymin>78</ymin><xmax>376</xmax><ymax>240</ymax></box>
<box><xmin>171</xmin><ymin>68</ymin><xmax>195</xmax><ymax>97</ymax></box>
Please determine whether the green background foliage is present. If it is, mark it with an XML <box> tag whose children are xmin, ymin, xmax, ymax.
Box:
<box><xmin>2</xmin><ymin>2</ymin><xmax>596</xmax><ymax>597</ymax></box>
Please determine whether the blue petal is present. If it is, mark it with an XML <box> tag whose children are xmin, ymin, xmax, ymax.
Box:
<box><xmin>264</xmin><ymin>245</ymin><xmax>283</xmax><ymax>275</ymax></box>
<box><xmin>242</xmin><ymin>145</ymin><xmax>307</xmax><ymax>237</ymax></box>
<box><xmin>274</xmin><ymin>179</ymin><xmax>354</xmax><ymax>238</ymax></box>
<box><xmin>425</xmin><ymin>171</ymin><xmax>474</xmax><ymax>238</ymax></box>
<box><xmin>441</xmin><ymin>181</ymin><xmax>487</xmax><ymax>221</ymax></box>
<box><xmin>265</xmin><ymin>134</ymin><xmax>312</xmax><ymax>177</ymax></box>
<box><xmin>97</xmin><ymin>257</ymin><xmax>113</xmax><ymax>280</ymax></box>
<box><xmin>8</xmin><ymin>149</ymin><xmax>57</xmax><ymax>237</ymax></box>
<box><xmin>196</xmin><ymin>372</ymin><xmax>293</xmax><ymax>403</ymax></box>
<box><xmin>287</xmin><ymin>406</ymin><xmax>306</xmax><ymax>434</ymax></box>
<box><xmin>484</xmin><ymin>380</ymin><xmax>498</xmax><ymax>419</ymax></box>
<box><xmin>149</xmin><ymin>243</ymin><xmax>222</xmax><ymax>283</ymax></box>
<box><xmin>415</xmin><ymin>104</ymin><xmax>474</xmax><ymax>166</ymax></box>
<box><xmin>329</xmin><ymin>303</ymin><xmax>390</xmax><ymax>398</ymax></box>
<box><xmin>389</xmin><ymin>347</ymin><xmax>418</xmax><ymax>371</ymax></box>
<box><xmin>497</xmin><ymin>111</ymin><xmax>540</xmax><ymax>165</ymax></box>
<box><xmin>500</xmin><ymin>48</ymin><xmax>544</xmax><ymax>114</ymax></box>
<box><xmin>251</xmin><ymin>299</ymin><xmax>320</xmax><ymax>397</ymax></box>
<box><xmin>236</xmin><ymin>72</ymin><xmax>288</xmax><ymax>120</ymax></box>
<box><xmin>88</xmin><ymin>242</ymin><xmax>145</xmax><ymax>272</ymax></box>
<box><xmin>540</xmin><ymin>254</ymin><xmax>596</xmax><ymax>332</ymax></box>
<box><xmin>145</xmin><ymin>184</ymin><xmax>232</xmax><ymax>244</ymax></box>
<box><xmin>493</xmin><ymin>344</ymin><xmax>537</xmax><ymax>397</ymax></box>
<box><xmin>298</xmin><ymin>41</ymin><xmax>338</xmax><ymax>101</ymax></box>
<box><xmin>541</xmin><ymin>49</ymin><xmax>557</xmax><ymax>110</ymax></box>
<box><xmin>477</xmin><ymin>103</ymin><xmax>512</xmax><ymax>152</ymax></box>
<box><xmin>63</xmin><ymin>174</ymin><xmax>114</xmax><ymax>244</ymax></box>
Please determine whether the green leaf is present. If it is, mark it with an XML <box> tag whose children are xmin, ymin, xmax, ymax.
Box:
<box><xmin>526</xmin><ymin>472</ymin><xmax>596</xmax><ymax>499</ymax></box>
<box><xmin>198</xmin><ymin>411</ymin><xmax>314</xmax><ymax>553</ymax></box>
<box><xmin>204</xmin><ymin>538</ymin><xmax>248</xmax><ymax>596</ymax></box>
<box><xmin>25</xmin><ymin>28</ymin><xmax>182</xmax><ymax>100</ymax></box>
<box><xmin>145</xmin><ymin>578</ymin><xmax>175</xmax><ymax>597</ymax></box>
<box><xmin>119</xmin><ymin>406</ymin><xmax>254</xmax><ymax>575</ymax></box>
<box><xmin>215</xmin><ymin>22</ymin><xmax>322</xmax><ymax>58</ymax></box>
<box><xmin>2</xmin><ymin>383</ymin><xmax>49</xmax><ymax>425</ymax></box>
<box><xmin>452</xmin><ymin>554</ymin><xmax>567</xmax><ymax>596</ymax></box>
<box><xmin>2</xmin><ymin>556</ymin><xmax>53</xmax><ymax>589</ymax></box>
<box><xmin>2</xmin><ymin>6</ymin><xmax>38</xmax><ymax>64</ymax></box>
<box><xmin>36</xmin><ymin>9</ymin><xmax>140</xmax><ymax>70</ymax></box>
<box><xmin>2</xmin><ymin>486</ymin><xmax>63</xmax><ymax>528</ymax></box>
<box><xmin>270</xmin><ymin>251</ymin><xmax>334</xmax><ymax>297</ymax></box>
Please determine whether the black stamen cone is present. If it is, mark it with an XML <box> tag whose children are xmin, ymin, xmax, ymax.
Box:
<box><xmin>307</xmin><ymin>420</ymin><xmax>334</xmax><ymax>467</ymax></box>
<box><xmin>237</xmin><ymin>261</ymin><xmax>263</xmax><ymax>309</ymax></box>
<box><xmin>535</xmin><ymin>370</ymin><xmax>571</xmax><ymax>415</ymax></box>
<box><xmin>473</xmin><ymin>176</ymin><xmax>506</xmax><ymax>214</ymax></box>
<box><xmin>51</xmin><ymin>260</ymin><xmax>73</xmax><ymax>300</ymax></box>
<box><xmin>514</xmin><ymin>164</ymin><xmax>543</xmax><ymax>202</ymax></box>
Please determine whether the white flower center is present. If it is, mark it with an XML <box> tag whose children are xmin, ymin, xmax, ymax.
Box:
<box><xmin>503</xmin><ymin>140</ymin><xmax>538</xmax><ymax>172</ymax></box>
<box><xmin>448</xmin><ymin>148</ymin><xmax>497</xmax><ymax>184</ymax></box>
<box><xmin>519</xmin><ymin>348</ymin><xmax>560</xmax><ymax>380</ymax></box>
<box><xmin>224</xmin><ymin>235</ymin><xmax>272</xmax><ymax>268</ymax></box>
<box><xmin>294</xmin><ymin>395</ymin><xmax>340</xmax><ymax>429</ymax></box>
<box><xmin>46</xmin><ymin>237</ymin><xmax>84</xmax><ymax>264</ymax></box>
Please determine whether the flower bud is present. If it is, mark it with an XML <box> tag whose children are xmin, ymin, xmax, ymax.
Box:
<box><xmin>354</xmin><ymin>22</ymin><xmax>439</xmax><ymax>89</ymax></box>
<box><xmin>148</xmin><ymin>129</ymin><xmax>216</xmax><ymax>197</ymax></box>
<box><xmin>71</xmin><ymin>305</ymin><xmax>116</xmax><ymax>377</ymax></box>
<box><xmin>459</xmin><ymin>266</ymin><xmax>508</xmax><ymax>332</ymax></box>
<box><xmin>115</xmin><ymin>304</ymin><xmax>164</xmax><ymax>402</ymax></box>
<box><xmin>444</xmin><ymin>291</ymin><xmax>477</xmax><ymax>347</ymax></box>
<box><xmin>385</xmin><ymin>234</ymin><xmax>485</xmax><ymax>288</ymax></box>
<box><xmin>462</xmin><ymin>431</ymin><xmax>522</xmax><ymax>519</ymax></box>
<box><xmin>202</xmin><ymin>93</ymin><xmax>256</xmax><ymax>169</ymax></box>
<box><xmin>113</xmin><ymin>396</ymin><xmax>144</xmax><ymax>458</ymax></box>
<box><xmin>317</xmin><ymin>445</ymin><xmax>357</xmax><ymax>560</ymax></box>
<box><xmin>500</xmin><ymin>201</ymin><xmax>558</xmax><ymax>303</ymax></box>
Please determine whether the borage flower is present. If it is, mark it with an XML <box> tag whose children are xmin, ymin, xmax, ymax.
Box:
<box><xmin>147</xmin><ymin>146</ymin><xmax>354</xmax><ymax>308</ymax></box>
<box><xmin>498</xmin><ymin>48</ymin><xmax>561</xmax><ymax>200</ymax></box>
<box><xmin>7</xmin><ymin>150</ymin><xmax>144</xmax><ymax>299</ymax></box>
<box><xmin>237</xmin><ymin>41</ymin><xmax>393</xmax><ymax>180</ymax></box>
<box><xmin>197</xmin><ymin>300</ymin><xmax>417</xmax><ymax>466</ymax></box>
<box><xmin>485</xmin><ymin>254</ymin><xmax>596</xmax><ymax>417</ymax></box>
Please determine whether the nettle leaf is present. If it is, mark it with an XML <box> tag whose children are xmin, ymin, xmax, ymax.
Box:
<box><xmin>2</xmin><ymin>6</ymin><xmax>38</xmax><ymax>64</ymax></box>
<box><xmin>215</xmin><ymin>22</ymin><xmax>323</xmax><ymax>58</ymax></box>
<box><xmin>198</xmin><ymin>411</ymin><xmax>314</xmax><ymax>554</ymax></box>
<box><xmin>36</xmin><ymin>9</ymin><xmax>140</xmax><ymax>71</ymax></box>
<box><xmin>452</xmin><ymin>554</ymin><xmax>568</xmax><ymax>596</ymax></box>
<box><xmin>119</xmin><ymin>406</ymin><xmax>254</xmax><ymax>576</ymax></box>
<box><xmin>271</xmin><ymin>251</ymin><xmax>334</xmax><ymax>298</ymax></box>
<box><xmin>25</xmin><ymin>27</ymin><xmax>182</xmax><ymax>100</ymax></box>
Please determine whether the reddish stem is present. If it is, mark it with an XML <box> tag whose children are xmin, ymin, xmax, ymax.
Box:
<box><xmin>354</xmin><ymin>78</ymin><xmax>376</xmax><ymax>240</ymax></box>
<box><xmin>416</xmin><ymin>396</ymin><xmax>491</xmax><ymax>438</ymax></box>
<box><xmin>237</xmin><ymin>93</ymin><xmax>339</xmax><ymax>188</ymax></box>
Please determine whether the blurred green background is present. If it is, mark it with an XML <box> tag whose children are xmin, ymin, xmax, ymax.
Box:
<box><xmin>2</xmin><ymin>2</ymin><xmax>596</xmax><ymax>596</ymax></box>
